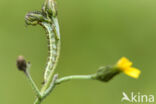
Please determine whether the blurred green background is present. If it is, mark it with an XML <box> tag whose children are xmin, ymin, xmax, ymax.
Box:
<box><xmin>0</xmin><ymin>0</ymin><xmax>156</xmax><ymax>104</ymax></box>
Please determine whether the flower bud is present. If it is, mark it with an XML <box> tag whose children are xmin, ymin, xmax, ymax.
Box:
<box><xmin>95</xmin><ymin>66</ymin><xmax>120</xmax><ymax>82</ymax></box>
<box><xmin>16</xmin><ymin>56</ymin><xmax>27</xmax><ymax>72</ymax></box>
<box><xmin>42</xmin><ymin>0</ymin><xmax>57</xmax><ymax>17</ymax></box>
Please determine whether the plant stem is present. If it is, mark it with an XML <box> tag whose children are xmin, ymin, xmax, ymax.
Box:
<box><xmin>33</xmin><ymin>74</ymin><xmax>96</xmax><ymax>104</ymax></box>
<box><xmin>34</xmin><ymin>74</ymin><xmax>58</xmax><ymax>104</ymax></box>
<box><xmin>55</xmin><ymin>74</ymin><xmax>96</xmax><ymax>84</ymax></box>
<box><xmin>25</xmin><ymin>65</ymin><xmax>42</xmax><ymax>99</ymax></box>
<box><xmin>42</xmin><ymin>74</ymin><xmax>58</xmax><ymax>99</ymax></box>
<box><xmin>34</xmin><ymin>98</ymin><xmax>41</xmax><ymax>104</ymax></box>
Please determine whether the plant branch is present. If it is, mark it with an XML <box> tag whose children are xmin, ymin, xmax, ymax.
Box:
<box><xmin>25</xmin><ymin>64</ymin><xmax>42</xmax><ymax>99</ymax></box>
<box><xmin>34</xmin><ymin>74</ymin><xmax>58</xmax><ymax>104</ymax></box>
<box><xmin>42</xmin><ymin>74</ymin><xmax>58</xmax><ymax>99</ymax></box>
<box><xmin>21</xmin><ymin>0</ymin><xmax>137</xmax><ymax>104</ymax></box>
<box><xmin>34</xmin><ymin>74</ymin><xmax>96</xmax><ymax>104</ymax></box>
<box><xmin>55</xmin><ymin>74</ymin><xmax>96</xmax><ymax>84</ymax></box>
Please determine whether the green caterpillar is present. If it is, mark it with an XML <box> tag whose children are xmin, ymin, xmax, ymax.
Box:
<box><xmin>25</xmin><ymin>1</ymin><xmax>61</xmax><ymax>84</ymax></box>
<box><xmin>41</xmin><ymin>21</ymin><xmax>60</xmax><ymax>83</ymax></box>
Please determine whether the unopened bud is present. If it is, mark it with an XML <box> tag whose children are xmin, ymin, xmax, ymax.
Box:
<box><xmin>95</xmin><ymin>66</ymin><xmax>120</xmax><ymax>82</ymax></box>
<box><xmin>43</xmin><ymin>0</ymin><xmax>57</xmax><ymax>17</ymax></box>
<box><xmin>16</xmin><ymin>56</ymin><xmax>27</xmax><ymax>72</ymax></box>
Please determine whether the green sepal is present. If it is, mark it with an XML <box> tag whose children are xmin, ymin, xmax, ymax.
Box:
<box><xmin>95</xmin><ymin>66</ymin><xmax>121</xmax><ymax>82</ymax></box>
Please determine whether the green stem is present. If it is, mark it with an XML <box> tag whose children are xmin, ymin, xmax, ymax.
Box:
<box><xmin>34</xmin><ymin>98</ymin><xmax>41</xmax><ymax>104</ymax></box>
<box><xmin>56</xmin><ymin>74</ymin><xmax>95</xmax><ymax>84</ymax></box>
<box><xmin>42</xmin><ymin>74</ymin><xmax>58</xmax><ymax>99</ymax></box>
<box><xmin>34</xmin><ymin>74</ymin><xmax>95</xmax><ymax>104</ymax></box>
<box><xmin>25</xmin><ymin>65</ymin><xmax>42</xmax><ymax>99</ymax></box>
<box><xmin>34</xmin><ymin>74</ymin><xmax>58</xmax><ymax>104</ymax></box>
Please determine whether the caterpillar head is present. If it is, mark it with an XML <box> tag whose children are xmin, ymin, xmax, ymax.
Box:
<box><xmin>25</xmin><ymin>11</ymin><xmax>48</xmax><ymax>25</ymax></box>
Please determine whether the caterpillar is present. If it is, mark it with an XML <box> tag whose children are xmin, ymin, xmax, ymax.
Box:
<box><xmin>41</xmin><ymin>21</ymin><xmax>60</xmax><ymax>83</ymax></box>
<box><xmin>25</xmin><ymin>0</ymin><xmax>61</xmax><ymax>86</ymax></box>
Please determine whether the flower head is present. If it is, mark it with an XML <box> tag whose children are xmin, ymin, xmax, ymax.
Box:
<box><xmin>16</xmin><ymin>56</ymin><xmax>27</xmax><ymax>72</ymax></box>
<box><xmin>116</xmin><ymin>57</ymin><xmax>141</xmax><ymax>79</ymax></box>
<box><xmin>95</xmin><ymin>66</ymin><xmax>120</xmax><ymax>82</ymax></box>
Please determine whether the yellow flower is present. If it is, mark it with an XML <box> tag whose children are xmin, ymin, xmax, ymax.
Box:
<box><xmin>116</xmin><ymin>57</ymin><xmax>141</xmax><ymax>79</ymax></box>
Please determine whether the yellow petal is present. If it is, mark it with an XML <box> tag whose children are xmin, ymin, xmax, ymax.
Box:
<box><xmin>123</xmin><ymin>67</ymin><xmax>141</xmax><ymax>79</ymax></box>
<box><xmin>117</xmin><ymin>57</ymin><xmax>132</xmax><ymax>70</ymax></box>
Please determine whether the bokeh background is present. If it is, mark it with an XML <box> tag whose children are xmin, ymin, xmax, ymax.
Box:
<box><xmin>0</xmin><ymin>0</ymin><xmax>156</xmax><ymax>104</ymax></box>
